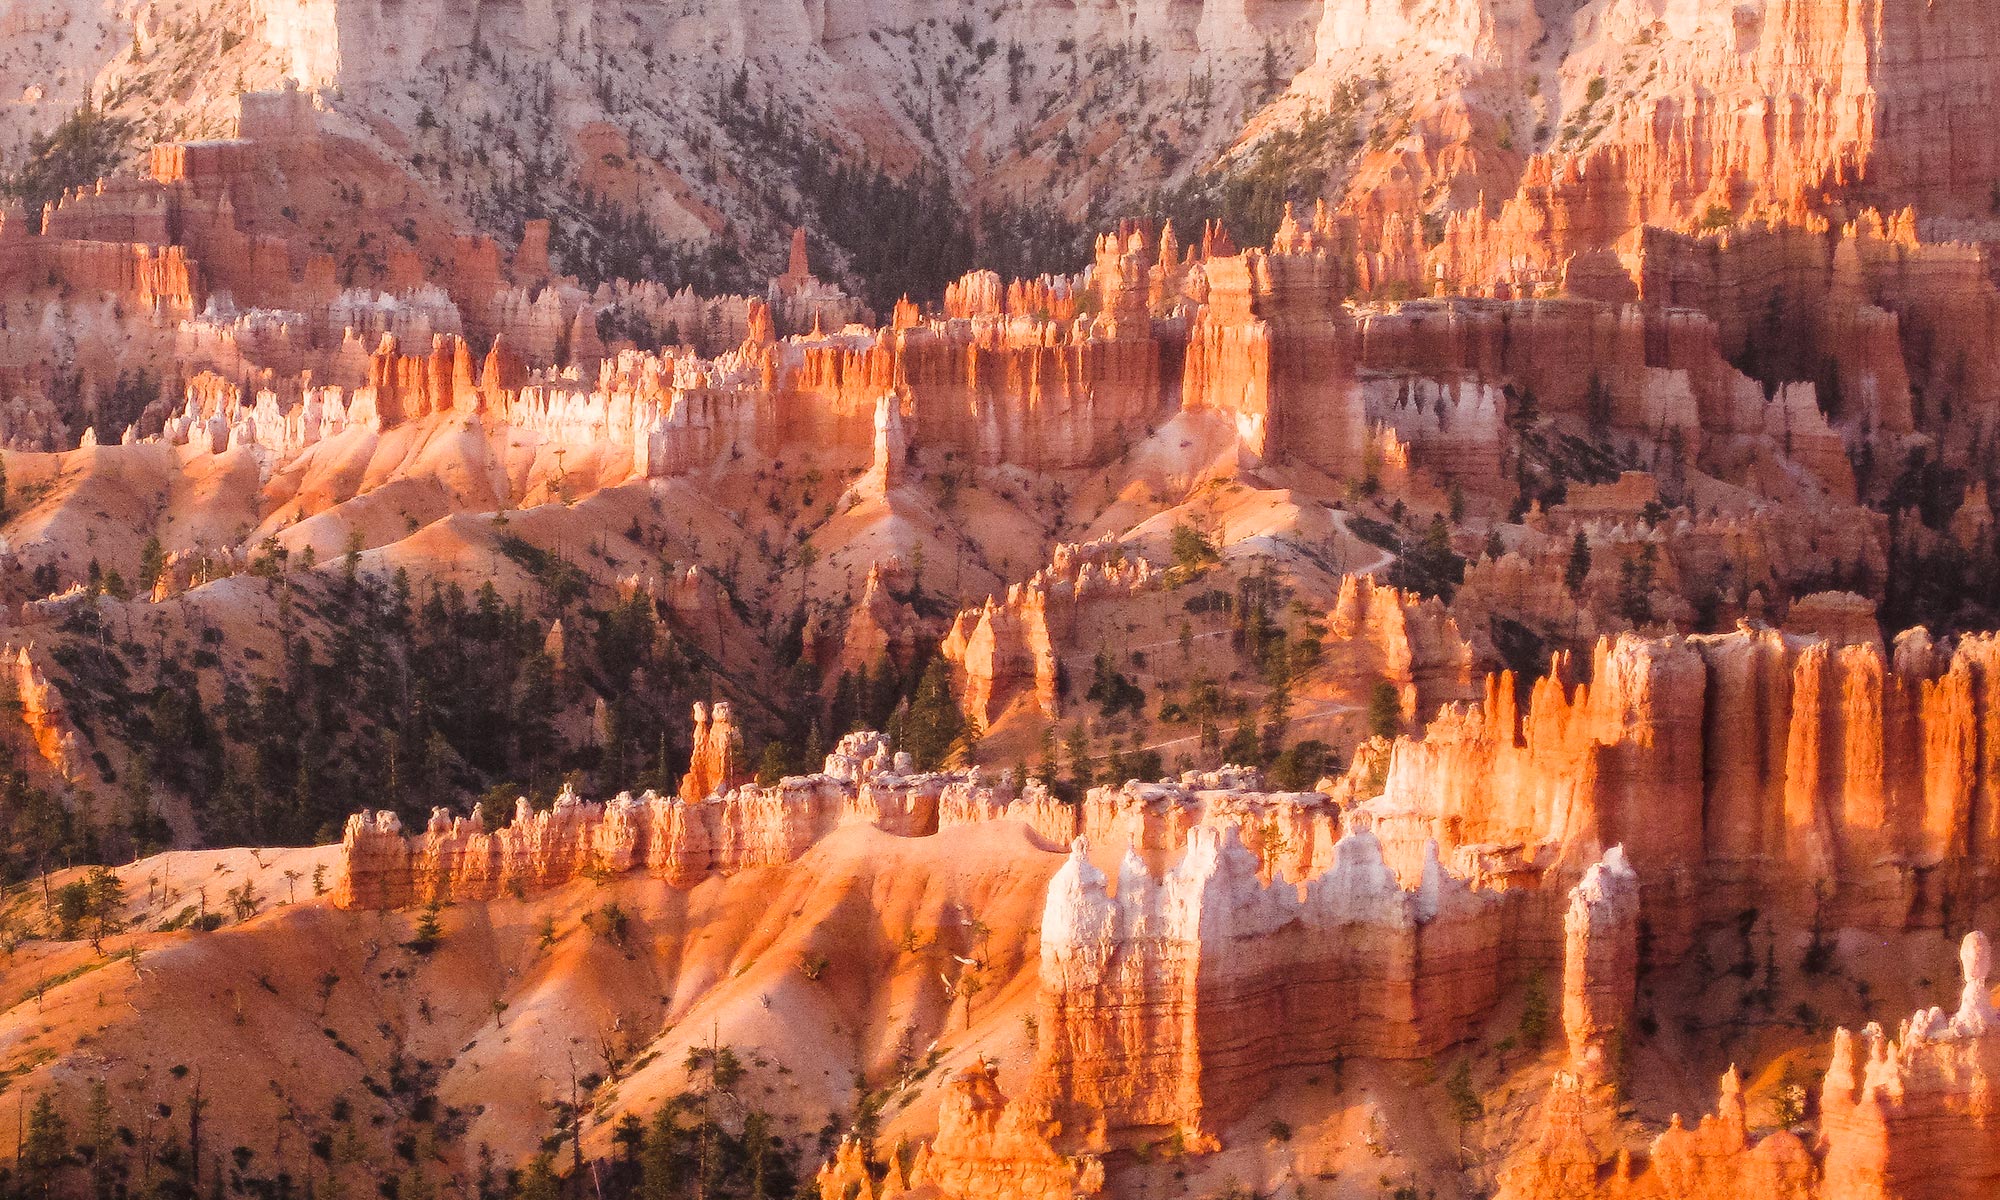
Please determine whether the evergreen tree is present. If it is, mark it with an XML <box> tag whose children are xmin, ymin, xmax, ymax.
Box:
<box><xmin>4</xmin><ymin>101</ymin><xmax>132</xmax><ymax>233</ymax></box>
<box><xmin>1517</xmin><ymin>970</ymin><xmax>1551</xmax><ymax>1045</ymax></box>
<box><xmin>83</xmin><ymin>1080</ymin><xmax>114</xmax><ymax>1200</ymax></box>
<box><xmin>1512</xmin><ymin>385</ymin><xmax>1540</xmax><ymax>428</ymax></box>
<box><xmin>82</xmin><ymin>867</ymin><xmax>124</xmax><ymax>951</ymax></box>
<box><xmin>410</xmin><ymin>899</ymin><xmax>444</xmax><ymax>954</ymax></box>
<box><xmin>1169</xmin><ymin>523</ymin><xmax>1220</xmax><ymax>574</ymax></box>
<box><xmin>1446</xmin><ymin>1059</ymin><xmax>1483</xmax><ymax>1127</ymax></box>
<box><xmin>1423</xmin><ymin>514</ymin><xmax>1452</xmax><ymax>557</ymax></box>
<box><xmin>516</xmin><ymin>1152</ymin><xmax>559</xmax><ymax>1200</ymax></box>
<box><xmin>900</xmin><ymin>656</ymin><xmax>962</xmax><ymax>770</ymax></box>
<box><xmin>1223</xmin><ymin>716</ymin><xmax>1261</xmax><ymax>766</ymax></box>
<box><xmin>754</xmin><ymin>741</ymin><xmax>789</xmax><ymax>785</ymax></box>
<box><xmin>827</xmin><ymin>670</ymin><xmax>860</xmax><ymax>736</ymax></box>
<box><xmin>1367</xmin><ymin>681</ymin><xmax>1402</xmax><ymax>741</ymax></box>
<box><xmin>742</xmin><ymin>1110</ymin><xmax>771</xmax><ymax>1200</ymax></box>
<box><xmin>638</xmin><ymin>1104</ymin><xmax>682</xmax><ymax>1200</ymax></box>
<box><xmin>1565</xmin><ymin>531</ymin><xmax>1592</xmax><ymax>595</ymax></box>
<box><xmin>22</xmin><ymin>1091</ymin><xmax>70</xmax><ymax>1200</ymax></box>
<box><xmin>1063</xmin><ymin>722</ymin><xmax>1092</xmax><ymax>788</ymax></box>
<box><xmin>1618</xmin><ymin>544</ymin><xmax>1659</xmax><ymax>625</ymax></box>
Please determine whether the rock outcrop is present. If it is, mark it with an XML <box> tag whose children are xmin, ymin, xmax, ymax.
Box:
<box><xmin>334</xmin><ymin>730</ymin><xmax>1076</xmax><ymax>908</ymax></box>
<box><xmin>1361</xmin><ymin>627</ymin><xmax>2000</xmax><ymax>956</ymax></box>
<box><xmin>1504</xmin><ymin>930</ymin><xmax>2000</xmax><ymax>1200</ymax></box>
<box><xmin>1500</xmin><ymin>1064</ymin><xmax>1815</xmax><ymax>1200</ymax></box>
<box><xmin>940</xmin><ymin>538</ymin><xmax>1157</xmax><ymax>728</ymax></box>
<box><xmin>678</xmin><ymin>701</ymin><xmax>746</xmax><ymax>802</ymax></box>
<box><xmin>1561</xmin><ymin>846</ymin><xmax>1640</xmax><ymax>1086</ymax></box>
<box><xmin>814</xmin><ymin>1062</ymin><xmax>1101</xmax><ymax>1200</ymax></box>
<box><xmin>1181</xmin><ymin>217</ymin><xmax>1367</xmax><ymax>470</ymax></box>
<box><xmin>7</xmin><ymin>644</ymin><xmax>82</xmax><ymax>781</ymax></box>
<box><xmin>1310</xmin><ymin>573</ymin><xmax>1476</xmax><ymax>727</ymax></box>
<box><xmin>1030</xmin><ymin>823</ymin><xmax>1506</xmax><ymax>1149</ymax></box>
<box><xmin>1819</xmin><ymin>931</ymin><xmax>2000</xmax><ymax>1200</ymax></box>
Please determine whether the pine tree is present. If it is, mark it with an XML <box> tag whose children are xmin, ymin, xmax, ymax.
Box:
<box><xmin>1223</xmin><ymin>716</ymin><xmax>1261</xmax><ymax>766</ymax></box>
<box><xmin>1512</xmin><ymin>385</ymin><xmax>1540</xmax><ymax>428</ymax></box>
<box><xmin>638</xmin><ymin>1105</ymin><xmax>682</xmax><ymax>1200</ymax></box>
<box><xmin>1367</xmin><ymin>681</ymin><xmax>1402</xmax><ymax>741</ymax></box>
<box><xmin>1423</xmin><ymin>514</ymin><xmax>1452</xmax><ymax>557</ymax></box>
<box><xmin>1446</xmin><ymin>1059</ymin><xmax>1483</xmax><ymax>1127</ymax></box>
<box><xmin>901</xmin><ymin>656</ymin><xmax>963</xmax><ymax>770</ymax></box>
<box><xmin>754</xmin><ymin>741</ymin><xmax>788</xmax><ymax>785</ymax></box>
<box><xmin>82</xmin><ymin>867</ymin><xmax>123</xmax><ymax>952</ymax></box>
<box><xmin>410</xmin><ymin>899</ymin><xmax>444</xmax><ymax>954</ymax></box>
<box><xmin>1618</xmin><ymin>547</ymin><xmax>1658</xmax><ymax>625</ymax></box>
<box><xmin>1564</xmin><ymin>531</ymin><xmax>1592</xmax><ymax>595</ymax></box>
<box><xmin>23</xmin><ymin>1091</ymin><xmax>71</xmax><ymax>1200</ymax></box>
<box><xmin>742</xmin><ymin>1110</ymin><xmax>770</xmax><ymax>1200</ymax></box>
<box><xmin>1517</xmin><ymin>970</ymin><xmax>1551</xmax><ymax>1046</ymax></box>
<box><xmin>828</xmin><ymin>670</ymin><xmax>859</xmax><ymax>735</ymax></box>
<box><xmin>610</xmin><ymin>1114</ymin><xmax>644</xmax><ymax>1178</ymax></box>
<box><xmin>1063</xmin><ymin>722</ymin><xmax>1092</xmax><ymax>788</ymax></box>
<box><xmin>516</xmin><ymin>1152</ymin><xmax>560</xmax><ymax>1200</ymax></box>
<box><xmin>138</xmin><ymin>536</ymin><xmax>164</xmax><ymax>597</ymax></box>
<box><xmin>83</xmin><ymin>1080</ymin><xmax>113</xmax><ymax>1200</ymax></box>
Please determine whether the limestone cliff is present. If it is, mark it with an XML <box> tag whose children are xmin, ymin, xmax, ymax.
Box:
<box><xmin>1309</xmin><ymin>573</ymin><xmax>1476</xmax><ymax>727</ymax></box>
<box><xmin>1817</xmin><ymin>930</ymin><xmax>2000</xmax><ymax>1200</ymax></box>
<box><xmin>1181</xmin><ymin>216</ymin><xmax>1367</xmax><ymax>471</ymax></box>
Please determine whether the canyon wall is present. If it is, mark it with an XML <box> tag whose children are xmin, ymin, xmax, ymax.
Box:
<box><xmin>1817</xmin><ymin>931</ymin><xmax>2000</xmax><ymax>1200</ymax></box>
<box><xmin>1313</xmin><ymin>572</ymin><xmax>1477</xmax><ymax>725</ymax></box>
<box><xmin>29</xmin><ymin>90</ymin><xmax>2000</xmax><ymax>525</ymax></box>
<box><xmin>1029</xmin><ymin>819</ymin><xmax>1518</xmax><ymax>1149</ymax></box>
<box><xmin>280</xmin><ymin>590</ymin><xmax>2000</xmax><ymax>1183</ymax></box>
<box><xmin>1384</xmin><ymin>0</ymin><xmax>2000</xmax><ymax>293</ymax></box>
<box><xmin>1181</xmin><ymin>215</ymin><xmax>1368</xmax><ymax>471</ymax></box>
<box><xmin>1360</xmin><ymin>627</ymin><xmax>2000</xmax><ymax>957</ymax></box>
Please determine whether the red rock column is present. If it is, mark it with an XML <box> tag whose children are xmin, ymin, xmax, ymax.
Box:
<box><xmin>1562</xmin><ymin>845</ymin><xmax>1640</xmax><ymax>1085</ymax></box>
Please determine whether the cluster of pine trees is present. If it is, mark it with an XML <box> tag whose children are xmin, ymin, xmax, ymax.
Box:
<box><xmin>45</xmin><ymin>546</ymin><xmax>707</xmax><ymax>856</ymax></box>
<box><xmin>2</xmin><ymin>102</ymin><xmax>131</xmax><ymax>234</ymax></box>
<box><xmin>0</xmin><ymin>1044</ymin><xmax>830</xmax><ymax>1200</ymax></box>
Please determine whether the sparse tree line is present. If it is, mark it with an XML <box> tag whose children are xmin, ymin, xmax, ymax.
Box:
<box><xmin>30</xmin><ymin>545</ymin><xmax>717</xmax><ymax>866</ymax></box>
<box><xmin>0</xmin><ymin>1034</ymin><xmax>856</xmax><ymax>1200</ymax></box>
